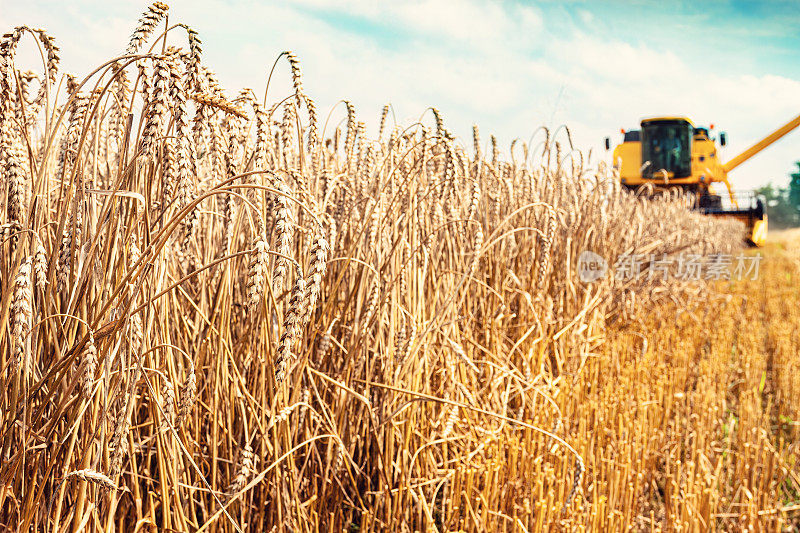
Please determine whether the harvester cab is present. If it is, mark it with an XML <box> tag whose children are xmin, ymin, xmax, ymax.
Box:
<box><xmin>606</xmin><ymin>114</ymin><xmax>800</xmax><ymax>247</ymax></box>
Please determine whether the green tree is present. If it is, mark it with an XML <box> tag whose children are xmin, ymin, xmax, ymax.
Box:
<box><xmin>789</xmin><ymin>162</ymin><xmax>800</xmax><ymax>211</ymax></box>
<box><xmin>754</xmin><ymin>168</ymin><xmax>800</xmax><ymax>228</ymax></box>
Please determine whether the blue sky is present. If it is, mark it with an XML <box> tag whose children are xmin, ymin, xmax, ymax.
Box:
<box><xmin>3</xmin><ymin>0</ymin><xmax>800</xmax><ymax>189</ymax></box>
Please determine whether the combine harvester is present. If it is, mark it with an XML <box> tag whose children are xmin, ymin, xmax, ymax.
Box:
<box><xmin>606</xmin><ymin>114</ymin><xmax>800</xmax><ymax>246</ymax></box>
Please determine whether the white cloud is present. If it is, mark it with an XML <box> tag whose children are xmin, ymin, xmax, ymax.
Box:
<box><xmin>577</xmin><ymin>9</ymin><xmax>594</xmax><ymax>25</ymax></box>
<box><xmin>290</xmin><ymin>0</ymin><xmax>543</xmax><ymax>48</ymax></box>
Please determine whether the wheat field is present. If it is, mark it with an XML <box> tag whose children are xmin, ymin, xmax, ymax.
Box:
<box><xmin>0</xmin><ymin>4</ymin><xmax>798</xmax><ymax>531</ymax></box>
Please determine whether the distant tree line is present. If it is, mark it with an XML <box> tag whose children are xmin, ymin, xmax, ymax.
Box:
<box><xmin>754</xmin><ymin>162</ymin><xmax>800</xmax><ymax>228</ymax></box>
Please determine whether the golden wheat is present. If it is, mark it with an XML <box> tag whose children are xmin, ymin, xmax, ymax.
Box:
<box><xmin>0</xmin><ymin>5</ymin><xmax>796</xmax><ymax>532</ymax></box>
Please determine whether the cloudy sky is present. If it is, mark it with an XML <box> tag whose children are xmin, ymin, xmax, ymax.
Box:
<box><xmin>3</xmin><ymin>0</ymin><xmax>800</xmax><ymax>189</ymax></box>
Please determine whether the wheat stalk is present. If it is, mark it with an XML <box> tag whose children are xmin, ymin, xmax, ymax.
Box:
<box><xmin>64</xmin><ymin>469</ymin><xmax>117</xmax><ymax>492</ymax></box>
<box><xmin>11</xmin><ymin>257</ymin><xmax>33</xmax><ymax>375</ymax></box>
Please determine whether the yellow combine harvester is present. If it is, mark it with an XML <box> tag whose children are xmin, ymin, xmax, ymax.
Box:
<box><xmin>606</xmin><ymin>114</ymin><xmax>800</xmax><ymax>246</ymax></box>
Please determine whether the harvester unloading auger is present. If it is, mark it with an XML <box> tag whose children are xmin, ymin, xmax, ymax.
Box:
<box><xmin>606</xmin><ymin>114</ymin><xmax>800</xmax><ymax>246</ymax></box>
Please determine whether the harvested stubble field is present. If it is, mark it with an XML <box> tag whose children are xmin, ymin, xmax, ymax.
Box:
<box><xmin>0</xmin><ymin>4</ymin><xmax>798</xmax><ymax>532</ymax></box>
